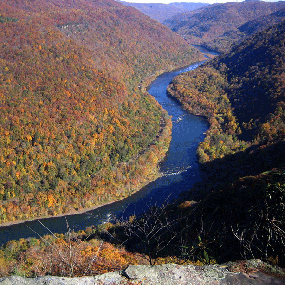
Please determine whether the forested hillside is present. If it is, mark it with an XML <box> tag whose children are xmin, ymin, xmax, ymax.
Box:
<box><xmin>0</xmin><ymin>0</ymin><xmax>203</xmax><ymax>224</ymax></box>
<box><xmin>210</xmin><ymin>21</ymin><xmax>285</xmax><ymax>144</ymax></box>
<box><xmin>164</xmin><ymin>1</ymin><xmax>285</xmax><ymax>53</ymax></box>
<box><xmin>167</xmin><ymin>20</ymin><xmax>285</xmax><ymax>265</ymax></box>
<box><xmin>120</xmin><ymin>1</ymin><xmax>209</xmax><ymax>23</ymax></box>
<box><xmin>168</xmin><ymin>19</ymin><xmax>285</xmax><ymax>161</ymax></box>
<box><xmin>1</xmin><ymin>2</ymin><xmax>285</xmax><ymax>276</ymax></box>
<box><xmin>239</xmin><ymin>7</ymin><xmax>285</xmax><ymax>36</ymax></box>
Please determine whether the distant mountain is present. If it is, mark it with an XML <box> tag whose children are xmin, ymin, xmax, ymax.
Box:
<box><xmin>169</xmin><ymin>2</ymin><xmax>209</xmax><ymax>10</ymax></box>
<box><xmin>0</xmin><ymin>0</ymin><xmax>203</xmax><ymax>224</ymax></box>
<box><xmin>203</xmin><ymin>6</ymin><xmax>285</xmax><ymax>52</ymax></box>
<box><xmin>164</xmin><ymin>1</ymin><xmax>285</xmax><ymax>52</ymax></box>
<box><xmin>120</xmin><ymin>1</ymin><xmax>209</xmax><ymax>23</ymax></box>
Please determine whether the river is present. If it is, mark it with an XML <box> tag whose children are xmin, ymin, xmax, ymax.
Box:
<box><xmin>0</xmin><ymin>61</ymin><xmax>209</xmax><ymax>246</ymax></box>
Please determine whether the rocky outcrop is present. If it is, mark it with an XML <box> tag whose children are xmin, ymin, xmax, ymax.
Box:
<box><xmin>0</xmin><ymin>260</ymin><xmax>284</xmax><ymax>285</ymax></box>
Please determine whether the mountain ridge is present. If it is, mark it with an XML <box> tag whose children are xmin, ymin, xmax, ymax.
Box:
<box><xmin>164</xmin><ymin>1</ymin><xmax>285</xmax><ymax>52</ymax></box>
<box><xmin>120</xmin><ymin>1</ymin><xmax>209</xmax><ymax>23</ymax></box>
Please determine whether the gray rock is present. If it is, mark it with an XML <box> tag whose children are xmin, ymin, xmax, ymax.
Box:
<box><xmin>0</xmin><ymin>261</ymin><xmax>284</xmax><ymax>285</ymax></box>
<box><xmin>0</xmin><ymin>273</ymin><xmax>125</xmax><ymax>285</ymax></box>
<box><xmin>123</xmin><ymin>264</ymin><xmax>228</xmax><ymax>284</ymax></box>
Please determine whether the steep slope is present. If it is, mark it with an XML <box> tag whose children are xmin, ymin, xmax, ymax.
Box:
<box><xmin>164</xmin><ymin>1</ymin><xmax>285</xmax><ymax>53</ymax></box>
<box><xmin>169</xmin><ymin>20</ymin><xmax>285</xmax><ymax>161</ymax></box>
<box><xmin>167</xmin><ymin>20</ymin><xmax>285</xmax><ymax>265</ymax></box>
<box><xmin>239</xmin><ymin>7</ymin><xmax>285</xmax><ymax>36</ymax></box>
<box><xmin>0</xmin><ymin>0</ymin><xmax>203</xmax><ymax>224</ymax></box>
<box><xmin>210</xmin><ymin>20</ymin><xmax>285</xmax><ymax>143</ymax></box>
<box><xmin>205</xmin><ymin>7</ymin><xmax>285</xmax><ymax>53</ymax></box>
<box><xmin>120</xmin><ymin>1</ymin><xmax>208</xmax><ymax>23</ymax></box>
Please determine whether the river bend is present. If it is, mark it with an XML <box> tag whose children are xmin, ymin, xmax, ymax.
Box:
<box><xmin>0</xmin><ymin>61</ymin><xmax>208</xmax><ymax>245</ymax></box>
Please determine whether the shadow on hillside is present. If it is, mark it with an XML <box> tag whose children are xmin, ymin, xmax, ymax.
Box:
<box><xmin>177</xmin><ymin>140</ymin><xmax>285</xmax><ymax>263</ymax></box>
<box><xmin>96</xmin><ymin>140</ymin><xmax>285</xmax><ymax>266</ymax></box>
<box><xmin>191</xmin><ymin>140</ymin><xmax>285</xmax><ymax>195</ymax></box>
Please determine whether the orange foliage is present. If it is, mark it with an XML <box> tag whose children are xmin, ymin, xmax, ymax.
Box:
<box><xmin>0</xmin><ymin>0</ymin><xmax>195</xmax><ymax>224</ymax></box>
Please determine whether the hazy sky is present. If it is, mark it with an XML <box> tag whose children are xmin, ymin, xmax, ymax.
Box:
<box><xmin>125</xmin><ymin>0</ymin><xmax>232</xmax><ymax>3</ymax></box>
<box><xmin>125</xmin><ymin>0</ymin><xmax>276</xmax><ymax>4</ymax></box>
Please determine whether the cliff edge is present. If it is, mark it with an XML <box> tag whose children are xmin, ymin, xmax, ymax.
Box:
<box><xmin>0</xmin><ymin>260</ymin><xmax>284</xmax><ymax>285</ymax></box>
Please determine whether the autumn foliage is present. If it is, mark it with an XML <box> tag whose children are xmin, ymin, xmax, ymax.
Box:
<box><xmin>168</xmin><ymin>66</ymin><xmax>247</xmax><ymax>162</ymax></box>
<box><xmin>0</xmin><ymin>0</ymin><xmax>203</xmax><ymax>224</ymax></box>
<box><xmin>168</xmin><ymin>20</ymin><xmax>285</xmax><ymax>163</ymax></box>
<box><xmin>165</xmin><ymin>19</ymin><xmax>285</xmax><ymax>266</ymax></box>
<box><xmin>0</xmin><ymin>227</ymin><xmax>148</xmax><ymax>277</ymax></box>
<box><xmin>164</xmin><ymin>1</ymin><xmax>285</xmax><ymax>53</ymax></box>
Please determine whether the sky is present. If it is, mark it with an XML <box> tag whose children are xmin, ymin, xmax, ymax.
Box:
<box><xmin>124</xmin><ymin>0</ymin><xmax>277</xmax><ymax>4</ymax></box>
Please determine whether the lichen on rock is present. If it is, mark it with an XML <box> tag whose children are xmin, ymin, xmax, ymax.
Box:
<box><xmin>0</xmin><ymin>261</ymin><xmax>284</xmax><ymax>285</ymax></box>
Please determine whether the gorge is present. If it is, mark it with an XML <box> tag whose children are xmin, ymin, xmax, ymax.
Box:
<box><xmin>0</xmin><ymin>59</ymin><xmax>209</xmax><ymax>246</ymax></box>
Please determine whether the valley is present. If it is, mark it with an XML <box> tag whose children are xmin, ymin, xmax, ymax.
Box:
<box><xmin>0</xmin><ymin>0</ymin><xmax>203</xmax><ymax>225</ymax></box>
<box><xmin>0</xmin><ymin>0</ymin><xmax>284</xmax><ymax>280</ymax></box>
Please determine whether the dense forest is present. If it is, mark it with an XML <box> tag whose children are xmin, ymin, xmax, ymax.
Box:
<box><xmin>168</xmin><ymin>20</ymin><xmax>285</xmax><ymax>162</ymax></box>
<box><xmin>1</xmin><ymin>0</ymin><xmax>285</xmax><ymax>279</ymax></box>
<box><xmin>0</xmin><ymin>0</ymin><xmax>204</xmax><ymax>224</ymax></box>
<box><xmin>164</xmin><ymin>1</ymin><xmax>285</xmax><ymax>53</ymax></box>
<box><xmin>167</xmin><ymin>20</ymin><xmax>285</xmax><ymax>266</ymax></box>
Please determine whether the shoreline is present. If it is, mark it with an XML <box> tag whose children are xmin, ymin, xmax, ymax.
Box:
<box><xmin>0</xmin><ymin>172</ymin><xmax>164</xmax><ymax>229</ymax></box>
<box><xmin>0</xmin><ymin>81</ymin><xmax>169</xmax><ymax>230</ymax></box>
<box><xmin>0</xmin><ymin>58</ymin><xmax>204</xmax><ymax>232</ymax></box>
<box><xmin>0</xmin><ymin>116</ymin><xmax>167</xmax><ymax>229</ymax></box>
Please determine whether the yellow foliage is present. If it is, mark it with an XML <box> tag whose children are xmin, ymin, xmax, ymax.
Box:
<box><xmin>26</xmin><ymin>135</ymin><xmax>32</xmax><ymax>142</ymax></box>
<box><xmin>47</xmin><ymin>194</ymin><xmax>56</xmax><ymax>208</ymax></box>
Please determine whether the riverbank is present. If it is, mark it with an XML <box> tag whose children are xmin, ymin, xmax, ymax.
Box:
<box><xmin>0</xmin><ymin>108</ymin><xmax>172</xmax><ymax>229</ymax></box>
<box><xmin>0</xmin><ymin>61</ymin><xmax>200</xmax><ymax>229</ymax></box>
<box><xmin>0</xmin><ymin>51</ymin><xmax>209</xmax><ymax>228</ymax></box>
<box><xmin>0</xmin><ymin>58</ymin><xmax>209</xmax><ymax>247</ymax></box>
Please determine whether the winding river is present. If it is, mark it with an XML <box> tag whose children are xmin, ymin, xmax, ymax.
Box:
<box><xmin>0</xmin><ymin>61</ymin><xmax>209</xmax><ymax>246</ymax></box>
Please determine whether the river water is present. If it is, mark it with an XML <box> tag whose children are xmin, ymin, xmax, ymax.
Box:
<box><xmin>0</xmin><ymin>61</ymin><xmax>208</xmax><ymax>246</ymax></box>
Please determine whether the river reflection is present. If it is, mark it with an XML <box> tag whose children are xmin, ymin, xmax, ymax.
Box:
<box><xmin>0</xmin><ymin>62</ymin><xmax>208</xmax><ymax>245</ymax></box>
